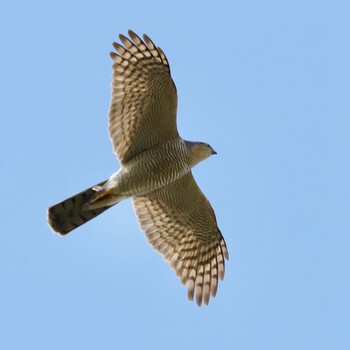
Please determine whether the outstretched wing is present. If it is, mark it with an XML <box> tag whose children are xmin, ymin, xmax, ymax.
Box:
<box><xmin>109</xmin><ymin>30</ymin><xmax>179</xmax><ymax>164</ymax></box>
<box><xmin>132</xmin><ymin>172</ymin><xmax>229</xmax><ymax>306</ymax></box>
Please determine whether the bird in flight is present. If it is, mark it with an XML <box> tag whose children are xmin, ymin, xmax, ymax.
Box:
<box><xmin>47</xmin><ymin>30</ymin><xmax>229</xmax><ymax>306</ymax></box>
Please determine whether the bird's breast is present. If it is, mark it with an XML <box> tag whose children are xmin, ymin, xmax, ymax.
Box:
<box><xmin>112</xmin><ymin>138</ymin><xmax>192</xmax><ymax>196</ymax></box>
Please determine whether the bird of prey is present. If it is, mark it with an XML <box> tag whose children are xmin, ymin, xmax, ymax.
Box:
<box><xmin>47</xmin><ymin>30</ymin><xmax>229</xmax><ymax>306</ymax></box>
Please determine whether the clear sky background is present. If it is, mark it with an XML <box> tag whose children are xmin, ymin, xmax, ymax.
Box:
<box><xmin>1</xmin><ymin>0</ymin><xmax>349</xmax><ymax>349</ymax></box>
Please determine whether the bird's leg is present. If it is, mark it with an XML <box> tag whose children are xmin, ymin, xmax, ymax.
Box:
<box><xmin>83</xmin><ymin>187</ymin><xmax>121</xmax><ymax>210</ymax></box>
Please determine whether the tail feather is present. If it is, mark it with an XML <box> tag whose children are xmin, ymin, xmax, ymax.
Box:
<box><xmin>47</xmin><ymin>180</ymin><xmax>116</xmax><ymax>235</ymax></box>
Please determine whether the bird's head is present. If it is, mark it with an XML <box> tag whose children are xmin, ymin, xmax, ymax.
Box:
<box><xmin>185</xmin><ymin>141</ymin><xmax>217</xmax><ymax>166</ymax></box>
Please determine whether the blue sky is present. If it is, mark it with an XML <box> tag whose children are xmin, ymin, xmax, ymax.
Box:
<box><xmin>1</xmin><ymin>0</ymin><xmax>349</xmax><ymax>349</ymax></box>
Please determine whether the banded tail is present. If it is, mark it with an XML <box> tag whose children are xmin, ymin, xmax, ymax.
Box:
<box><xmin>47</xmin><ymin>180</ymin><xmax>117</xmax><ymax>235</ymax></box>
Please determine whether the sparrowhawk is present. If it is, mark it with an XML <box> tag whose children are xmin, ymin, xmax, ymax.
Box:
<box><xmin>47</xmin><ymin>30</ymin><xmax>229</xmax><ymax>306</ymax></box>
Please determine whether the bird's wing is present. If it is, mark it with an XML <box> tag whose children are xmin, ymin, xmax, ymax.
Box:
<box><xmin>132</xmin><ymin>172</ymin><xmax>229</xmax><ymax>306</ymax></box>
<box><xmin>109</xmin><ymin>30</ymin><xmax>179</xmax><ymax>164</ymax></box>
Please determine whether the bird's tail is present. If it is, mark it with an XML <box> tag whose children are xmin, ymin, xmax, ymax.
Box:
<box><xmin>47</xmin><ymin>180</ymin><xmax>118</xmax><ymax>235</ymax></box>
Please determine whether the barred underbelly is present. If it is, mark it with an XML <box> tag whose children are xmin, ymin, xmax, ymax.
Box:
<box><xmin>113</xmin><ymin>139</ymin><xmax>192</xmax><ymax>196</ymax></box>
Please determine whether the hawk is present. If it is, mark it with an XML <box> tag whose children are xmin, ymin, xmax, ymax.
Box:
<box><xmin>47</xmin><ymin>30</ymin><xmax>229</xmax><ymax>306</ymax></box>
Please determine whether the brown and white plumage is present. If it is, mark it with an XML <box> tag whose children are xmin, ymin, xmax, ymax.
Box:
<box><xmin>133</xmin><ymin>172</ymin><xmax>228</xmax><ymax>306</ymax></box>
<box><xmin>47</xmin><ymin>30</ymin><xmax>229</xmax><ymax>306</ymax></box>
<box><xmin>109</xmin><ymin>31</ymin><xmax>178</xmax><ymax>164</ymax></box>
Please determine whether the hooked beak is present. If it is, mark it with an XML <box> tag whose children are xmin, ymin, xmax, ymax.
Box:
<box><xmin>212</xmin><ymin>149</ymin><xmax>217</xmax><ymax>155</ymax></box>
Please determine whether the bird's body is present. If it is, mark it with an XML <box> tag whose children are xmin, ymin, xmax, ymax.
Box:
<box><xmin>48</xmin><ymin>31</ymin><xmax>229</xmax><ymax>306</ymax></box>
<box><xmin>103</xmin><ymin>138</ymin><xmax>193</xmax><ymax>198</ymax></box>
